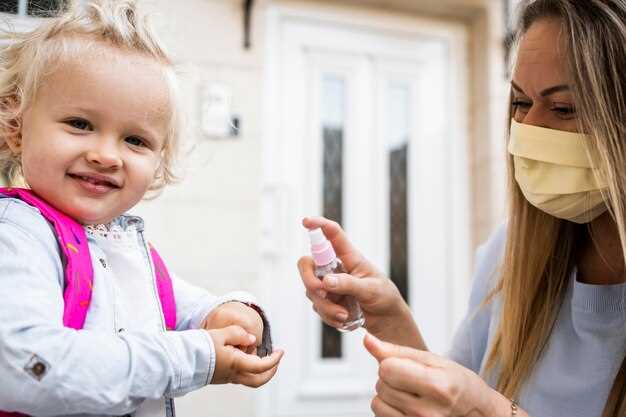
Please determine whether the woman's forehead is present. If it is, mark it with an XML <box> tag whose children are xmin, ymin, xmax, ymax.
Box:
<box><xmin>514</xmin><ymin>18</ymin><xmax>571</xmax><ymax>91</ymax></box>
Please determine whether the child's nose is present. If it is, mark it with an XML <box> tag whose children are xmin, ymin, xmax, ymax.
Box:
<box><xmin>85</xmin><ymin>141</ymin><xmax>123</xmax><ymax>169</ymax></box>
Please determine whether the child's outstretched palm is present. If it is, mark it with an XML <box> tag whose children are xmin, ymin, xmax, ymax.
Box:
<box><xmin>207</xmin><ymin>325</ymin><xmax>283</xmax><ymax>388</ymax></box>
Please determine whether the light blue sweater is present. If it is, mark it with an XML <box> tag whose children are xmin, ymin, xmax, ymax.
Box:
<box><xmin>0</xmin><ymin>196</ymin><xmax>272</xmax><ymax>417</ymax></box>
<box><xmin>448</xmin><ymin>224</ymin><xmax>626</xmax><ymax>417</ymax></box>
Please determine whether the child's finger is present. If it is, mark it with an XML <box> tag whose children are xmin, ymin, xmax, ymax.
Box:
<box><xmin>235</xmin><ymin>364</ymin><xmax>280</xmax><ymax>388</ymax></box>
<box><xmin>233</xmin><ymin>349</ymin><xmax>284</xmax><ymax>375</ymax></box>
<box><xmin>220</xmin><ymin>325</ymin><xmax>257</xmax><ymax>347</ymax></box>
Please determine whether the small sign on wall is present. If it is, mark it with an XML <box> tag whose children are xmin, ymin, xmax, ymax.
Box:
<box><xmin>200</xmin><ymin>82</ymin><xmax>239</xmax><ymax>139</ymax></box>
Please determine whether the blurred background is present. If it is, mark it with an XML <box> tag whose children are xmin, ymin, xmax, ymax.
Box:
<box><xmin>1</xmin><ymin>0</ymin><xmax>517</xmax><ymax>416</ymax></box>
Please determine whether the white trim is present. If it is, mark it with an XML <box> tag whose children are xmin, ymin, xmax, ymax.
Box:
<box><xmin>18</xmin><ymin>0</ymin><xmax>27</xmax><ymax>16</ymax></box>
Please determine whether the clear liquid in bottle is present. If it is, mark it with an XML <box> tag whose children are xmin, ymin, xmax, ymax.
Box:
<box><xmin>309</xmin><ymin>228</ymin><xmax>364</xmax><ymax>332</ymax></box>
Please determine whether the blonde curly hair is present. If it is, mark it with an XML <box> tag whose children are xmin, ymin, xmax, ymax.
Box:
<box><xmin>0</xmin><ymin>0</ymin><xmax>180</xmax><ymax>191</ymax></box>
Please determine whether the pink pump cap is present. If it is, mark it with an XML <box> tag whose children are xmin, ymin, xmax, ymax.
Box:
<box><xmin>309</xmin><ymin>228</ymin><xmax>336</xmax><ymax>266</ymax></box>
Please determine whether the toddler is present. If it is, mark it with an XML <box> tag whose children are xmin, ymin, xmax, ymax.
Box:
<box><xmin>0</xmin><ymin>1</ymin><xmax>283</xmax><ymax>416</ymax></box>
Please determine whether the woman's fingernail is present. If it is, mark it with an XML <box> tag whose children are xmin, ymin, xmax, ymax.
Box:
<box><xmin>337</xmin><ymin>312</ymin><xmax>348</xmax><ymax>321</ymax></box>
<box><xmin>316</xmin><ymin>290</ymin><xmax>327</xmax><ymax>298</ymax></box>
<box><xmin>326</xmin><ymin>275</ymin><xmax>338</xmax><ymax>287</ymax></box>
<box><xmin>249</xmin><ymin>334</ymin><xmax>256</xmax><ymax>343</ymax></box>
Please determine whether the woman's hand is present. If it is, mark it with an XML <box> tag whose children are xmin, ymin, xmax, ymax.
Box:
<box><xmin>364</xmin><ymin>333</ymin><xmax>522</xmax><ymax>417</ymax></box>
<box><xmin>298</xmin><ymin>216</ymin><xmax>424</xmax><ymax>348</ymax></box>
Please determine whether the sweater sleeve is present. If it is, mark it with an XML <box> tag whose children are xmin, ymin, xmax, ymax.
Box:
<box><xmin>446</xmin><ymin>223</ymin><xmax>506</xmax><ymax>372</ymax></box>
<box><xmin>172</xmin><ymin>275</ymin><xmax>273</xmax><ymax>358</ymax></box>
<box><xmin>0</xmin><ymin>200</ymin><xmax>214</xmax><ymax>416</ymax></box>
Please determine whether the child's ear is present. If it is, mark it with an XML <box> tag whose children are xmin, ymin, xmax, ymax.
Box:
<box><xmin>4</xmin><ymin>113</ymin><xmax>22</xmax><ymax>154</ymax></box>
<box><xmin>0</xmin><ymin>99</ymin><xmax>22</xmax><ymax>155</ymax></box>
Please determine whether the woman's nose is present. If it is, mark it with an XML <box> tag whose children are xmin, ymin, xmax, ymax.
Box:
<box><xmin>518</xmin><ymin>105</ymin><xmax>549</xmax><ymax>128</ymax></box>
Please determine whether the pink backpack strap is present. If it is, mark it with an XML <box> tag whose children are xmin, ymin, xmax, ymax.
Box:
<box><xmin>0</xmin><ymin>188</ymin><xmax>92</xmax><ymax>330</ymax></box>
<box><xmin>149</xmin><ymin>243</ymin><xmax>177</xmax><ymax>331</ymax></box>
<box><xmin>0</xmin><ymin>188</ymin><xmax>177</xmax><ymax>417</ymax></box>
<box><xmin>0</xmin><ymin>187</ymin><xmax>177</xmax><ymax>331</ymax></box>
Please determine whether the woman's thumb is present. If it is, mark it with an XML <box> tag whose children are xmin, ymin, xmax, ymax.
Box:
<box><xmin>364</xmin><ymin>332</ymin><xmax>391</xmax><ymax>362</ymax></box>
<box><xmin>322</xmin><ymin>273</ymin><xmax>372</xmax><ymax>300</ymax></box>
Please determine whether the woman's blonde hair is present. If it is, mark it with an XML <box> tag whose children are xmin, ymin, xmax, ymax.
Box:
<box><xmin>0</xmin><ymin>0</ymin><xmax>180</xmax><ymax>191</ymax></box>
<box><xmin>484</xmin><ymin>1</ymin><xmax>626</xmax><ymax>416</ymax></box>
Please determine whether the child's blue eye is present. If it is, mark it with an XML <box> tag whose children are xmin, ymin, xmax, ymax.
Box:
<box><xmin>125</xmin><ymin>136</ymin><xmax>146</xmax><ymax>147</ymax></box>
<box><xmin>65</xmin><ymin>118</ymin><xmax>93</xmax><ymax>131</ymax></box>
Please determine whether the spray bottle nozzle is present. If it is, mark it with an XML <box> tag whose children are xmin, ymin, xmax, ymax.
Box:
<box><xmin>308</xmin><ymin>228</ymin><xmax>326</xmax><ymax>246</ymax></box>
<box><xmin>308</xmin><ymin>228</ymin><xmax>336</xmax><ymax>266</ymax></box>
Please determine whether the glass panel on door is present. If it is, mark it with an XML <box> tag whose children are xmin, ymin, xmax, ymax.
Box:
<box><xmin>320</xmin><ymin>74</ymin><xmax>345</xmax><ymax>359</ymax></box>
<box><xmin>388</xmin><ymin>82</ymin><xmax>410</xmax><ymax>303</ymax></box>
<box><xmin>0</xmin><ymin>1</ymin><xmax>19</xmax><ymax>13</ymax></box>
<box><xmin>28</xmin><ymin>0</ymin><xmax>62</xmax><ymax>16</ymax></box>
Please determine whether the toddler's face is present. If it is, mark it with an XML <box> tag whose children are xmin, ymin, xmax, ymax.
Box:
<box><xmin>15</xmin><ymin>44</ymin><xmax>171</xmax><ymax>224</ymax></box>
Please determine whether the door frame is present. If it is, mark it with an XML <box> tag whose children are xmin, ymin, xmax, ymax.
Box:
<box><xmin>259</xmin><ymin>3</ymin><xmax>471</xmax><ymax>417</ymax></box>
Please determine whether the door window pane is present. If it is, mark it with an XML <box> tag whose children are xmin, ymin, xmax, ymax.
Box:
<box><xmin>0</xmin><ymin>1</ymin><xmax>19</xmax><ymax>14</ymax></box>
<box><xmin>0</xmin><ymin>0</ymin><xmax>61</xmax><ymax>16</ymax></box>
<box><xmin>28</xmin><ymin>0</ymin><xmax>61</xmax><ymax>16</ymax></box>
<box><xmin>320</xmin><ymin>75</ymin><xmax>345</xmax><ymax>359</ymax></box>
<box><xmin>388</xmin><ymin>83</ymin><xmax>410</xmax><ymax>303</ymax></box>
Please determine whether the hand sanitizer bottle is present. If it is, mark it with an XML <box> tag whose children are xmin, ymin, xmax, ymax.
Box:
<box><xmin>309</xmin><ymin>228</ymin><xmax>365</xmax><ymax>332</ymax></box>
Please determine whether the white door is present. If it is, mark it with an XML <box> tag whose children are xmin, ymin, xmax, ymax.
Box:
<box><xmin>260</xmin><ymin>6</ymin><xmax>471</xmax><ymax>417</ymax></box>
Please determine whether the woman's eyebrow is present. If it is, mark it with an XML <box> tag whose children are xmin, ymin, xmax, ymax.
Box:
<box><xmin>511</xmin><ymin>80</ymin><xmax>570</xmax><ymax>97</ymax></box>
<box><xmin>511</xmin><ymin>80</ymin><xmax>525</xmax><ymax>94</ymax></box>
<box><xmin>540</xmin><ymin>84</ymin><xmax>570</xmax><ymax>97</ymax></box>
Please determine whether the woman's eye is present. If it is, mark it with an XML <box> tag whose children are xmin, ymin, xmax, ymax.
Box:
<box><xmin>125</xmin><ymin>136</ymin><xmax>147</xmax><ymax>147</ymax></box>
<box><xmin>551</xmin><ymin>105</ymin><xmax>576</xmax><ymax>117</ymax></box>
<box><xmin>511</xmin><ymin>100</ymin><xmax>532</xmax><ymax>111</ymax></box>
<box><xmin>65</xmin><ymin>118</ymin><xmax>93</xmax><ymax>131</ymax></box>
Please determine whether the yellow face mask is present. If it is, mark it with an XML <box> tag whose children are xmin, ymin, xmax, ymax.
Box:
<box><xmin>508</xmin><ymin>119</ymin><xmax>608</xmax><ymax>224</ymax></box>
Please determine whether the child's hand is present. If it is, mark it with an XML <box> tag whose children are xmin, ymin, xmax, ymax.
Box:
<box><xmin>207</xmin><ymin>325</ymin><xmax>284</xmax><ymax>387</ymax></box>
<box><xmin>202</xmin><ymin>302</ymin><xmax>264</xmax><ymax>355</ymax></box>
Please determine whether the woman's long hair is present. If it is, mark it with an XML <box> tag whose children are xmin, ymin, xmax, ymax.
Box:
<box><xmin>484</xmin><ymin>1</ymin><xmax>626</xmax><ymax>416</ymax></box>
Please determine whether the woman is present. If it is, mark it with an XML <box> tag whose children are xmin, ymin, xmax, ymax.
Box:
<box><xmin>298</xmin><ymin>1</ymin><xmax>626</xmax><ymax>416</ymax></box>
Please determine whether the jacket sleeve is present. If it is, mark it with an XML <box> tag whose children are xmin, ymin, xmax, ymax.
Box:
<box><xmin>446</xmin><ymin>223</ymin><xmax>506</xmax><ymax>373</ymax></box>
<box><xmin>172</xmin><ymin>274</ymin><xmax>274</xmax><ymax>358</ymax></box>
<box><xmin>0</xmin><ymin>201</ymin><xmax>214</xmax><ymax>416</ymax></box>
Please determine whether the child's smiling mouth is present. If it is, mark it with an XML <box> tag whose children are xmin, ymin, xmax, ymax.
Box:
<box><xmin>68</xmin><ymin>172</ymin><xmax>121</xmax><ymax>193</ymax></box>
